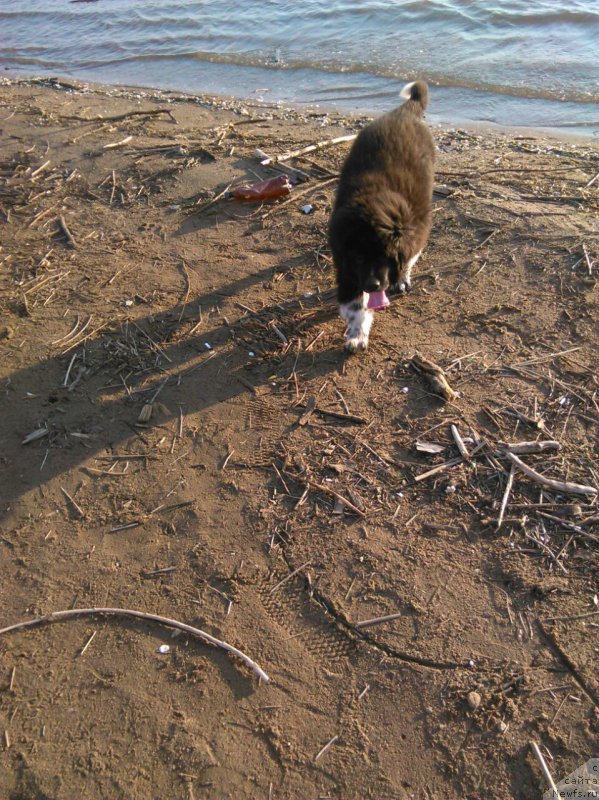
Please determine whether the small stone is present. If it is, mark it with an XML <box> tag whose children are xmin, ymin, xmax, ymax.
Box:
<box><xmin>157</xmin><ymin>644</ymin><xmax>170</xmax><ymax>654</ymax></box>
<box><xmin>497</xmin><ymin>720</ymin><xmax>508</xmax><ymax>733</ymax></box>
<box><xmin>467</xmin><ymin>691</ymin><xmax>482</xmax><ymax>710</ymax></box>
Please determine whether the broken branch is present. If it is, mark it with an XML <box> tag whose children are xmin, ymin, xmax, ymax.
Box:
<box><xmin>0</xmin><ymin>607</ymin><xmax>271</xmax><ymax>683</ymax></box>
<box><xmin>503</xmin><ymin>452</ymin><xmax>597</xmax><ymax>497</ymax></box>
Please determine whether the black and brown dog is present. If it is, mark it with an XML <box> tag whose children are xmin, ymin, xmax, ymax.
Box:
<box><xmin>328</xmin><ymin>81</ymin><xmax>435</xmax><ymax>352</ymax></box>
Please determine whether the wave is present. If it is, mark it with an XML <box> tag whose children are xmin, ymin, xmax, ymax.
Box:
<box><xmin>6</xmin><ymin>50</ymin><xmax>597</xmax><ymax>106</ymax></box>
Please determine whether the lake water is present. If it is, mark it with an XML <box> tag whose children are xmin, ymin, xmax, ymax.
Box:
<box><xmin>1</xmin><ymin>0</ymin><xmax>598</xmax><ymax>136</ymax></box>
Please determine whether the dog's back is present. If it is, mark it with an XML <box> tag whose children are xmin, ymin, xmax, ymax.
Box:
<box><xmin>332</xmin><ymin>81</ymin><xmax>434</xmax><ymax>259</ymax></box>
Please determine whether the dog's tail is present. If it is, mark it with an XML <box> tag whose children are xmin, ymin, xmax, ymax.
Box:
<box><xmin>399</xmin><ymin>80</ymin><xmax>429</xmax><ymax>116</ymax></box>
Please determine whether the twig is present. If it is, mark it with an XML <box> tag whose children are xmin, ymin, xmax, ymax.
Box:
<box><xmin>58</xmin><ymin>215</ymin><xmax>77</xmax><ymax>248</ymax></box>
<box><xmin>304</xmin><ymin>478</ymin><xmax>367</xmax><ymax>517</ymax></box>
<box><xmin>496</xmin><ymin>465</ymin><xmax>515</xmax><ymax>531</ymax></box>
<box><xmin>314</xmin><ymin>734</ymin><xmax>339</xmax><ymax>762</ymax></box>
<box><xmin>188</xmin><ymin>182</ymin><xmax>232</xmax><ymax>215</ymax></box>
<box><xmin>582</xmin><ymin>243</ymin><xmax>594</xmax><ymax>276</ymax></box>
<box><xmin>261</xmin><ymin>176</ymin><xmax>337</xmax><ymax>220</ymax></box>
<box><xmin>259</xmin><ymin>135</ymin><xmax>356</xmax><ymax>165</ymax></box>
<box><xmin>529</xmin><ymin>741</ymin><xmax>558</xmax><ymax>794</ymax></box>
<box><xmin>269</xmin><ymin>561</ymin><xmax>312</xmax><ymax>594</ymax></box>
<box><xmin>450</xmin><ymin>425</ymin><xmax>470</xmax><ymax>459</ymax></box>
<box><xmin>130</xmin><ymin>320</ymin><xmax>172</xmax><ymax>363</ymax></box>
<box><xmin>60</xmin><ymin>486</ymin><xmax>84</xmax><ymax>518</ymax></box>
<box><xmin>221</xmin><ymin>449</ymin><xmax>235</xmax><ymax>470</ymax></box>
<box><xmin>63</xmin><ymin>351</ymin><xmax>78</xmax><ymax>387</ymax></box>
<box><xmin>296</xmin><ymin>402</ymin><xmax>368</xmax><ymax>425</ymax></box>
<box><xmin>415</xmin><ymin>457</ymin><xmax>463</xmax><ymax>482</ymax></box>
<box><xmin>355</xmin><ymin>612</ymin><xmax>404</xmax><ymax>629</ymax></box>
<box><xmin>539</xmin><ymin>622</ymin><xmax>599</xmax><ymax>707</ymax></box>
<box><xmin>66</xmin><ymin>109</ymin><xmax>176</xmax><ymax>124</ymax></box>
<box><xmin>584</xmin><ymin>170</ymin><xmax>599</xmax><ymax>188</ymax></box>
<box><xmin>78</xmin><ymin>630</ymin><xmax>97</xmax><ymax>657</ymax></box>
<box><xmin>503</xmin><ymin>452</ymin><xmax>597</xmax><ymax>497</ymax></box>
<box><xmin>30</xmin><ymin>160</ymin><xmax>51</xmax><ymax>179</ymax></box>
<box><xmin>499</xmin><ymin>441</ymin><xmax>560</xmax><ymax>455</ymax></box>
<box><xmin>103</xmin><ymin>135</ymin><xmax>133</xmax><ymax>150</ymax></box>
<box><xmin>0</xmin><ymin>607</ymin><xmax>271</xmax><ymax>683</ymax></box>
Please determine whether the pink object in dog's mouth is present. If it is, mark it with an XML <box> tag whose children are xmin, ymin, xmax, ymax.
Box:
<box><xmin>367</xmin><ymin>291</ymin><xmax>390</xmax><ymax>310</ymax></box>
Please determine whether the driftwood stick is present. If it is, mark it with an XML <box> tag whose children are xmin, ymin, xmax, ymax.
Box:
<box><xmin>499</xmin><ymin>441</ymin><xmax>560</xmax><ymax>455</ymax></box>
<box><xmin>0</xmin><ymin>607</ymin><xmax>271</xmax><ymax>683</ymax></box>
<box><xmin>259</xmin><ymin>135</ymin><xmax>356</xmax><ymax>166</ymax></box>
<box><xmin>503</xmin><ymin>452</ymin><xmax>597</xmax><ymax>497</ymax></box>
<box><xmin>411</xmin><ymin>354</ymin><xmax>458</xmax><ymax>401</ymax></box>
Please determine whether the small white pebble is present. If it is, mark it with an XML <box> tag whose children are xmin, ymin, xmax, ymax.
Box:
<box><xmin>445</xmin><ymin>484</ymin><xmax>456</xmax><ymax>494</ymax></box>
<box><xmin>124</xmin><ymin>299</ymin><xmax>133</xmax><ymax>307</ymax></box>
<box><xmin>401</xmin><ymin>387</ymin><xmax>409</xmax><ymax>394</ymax></box>
<box><xmin>248</xmin><ymin>351</ymin><xmax>255</xmax><ymax>357</ymax></box>
<box><xmin>204</xmin><ymin>342</ymin><xmax>213</xmax><ymax>350</ymax></box>
<box><xmin>301</xmin><ymin>204</ymin><xmax>314</xmax><ymax>214</ymax></box>
<box><xmin>559</xmin><ymin>395</ymin><xmax>569</xmax><ymax>405</ymax></box>
<box><xmin>157</xmin><ymin>644</ymin><xmax>170</xmax><ymax>654</ymax></box>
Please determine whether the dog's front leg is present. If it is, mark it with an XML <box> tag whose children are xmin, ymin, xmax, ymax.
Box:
<box><xmin>398</xmin><ymin>250</ymin><xmax>422</xmax><ymax>292</ymax></box>
<box><xmin>339</xmin><ymin>292</ymin><xmax>373</xmax><ymax>353</ymax></box>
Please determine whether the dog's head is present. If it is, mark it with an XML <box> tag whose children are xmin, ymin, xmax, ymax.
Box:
<box><xmin>331</xmin><ymin>192</ymin><xmax>414</xmax><ymax>292</ymax></box>
<box><xmin>330</xmin><ymin>209</ymin><xmax>398</xmax><ymax>293</ymax></box>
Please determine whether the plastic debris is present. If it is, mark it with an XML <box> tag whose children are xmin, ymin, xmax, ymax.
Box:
<box><xmin>230</xmin><ymin>174</ymin><xmax>291</xmax><ymax>202</ymax></box>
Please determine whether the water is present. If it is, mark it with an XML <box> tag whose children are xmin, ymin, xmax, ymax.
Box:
<box><xmin>1</xmin><ymin>0</ymin><xmax>598</xmax><ymax>136</ymax></box>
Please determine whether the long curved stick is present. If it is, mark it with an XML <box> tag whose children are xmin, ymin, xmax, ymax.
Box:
<box><xmin>503</xmin><ymin>452</ymin><xmax>597</xmax><ymax>497</ymax></box>
<box><xmin>0</xmin><ymin>607</ymin><xmax>271</xmax><ymax>683</ymax></box>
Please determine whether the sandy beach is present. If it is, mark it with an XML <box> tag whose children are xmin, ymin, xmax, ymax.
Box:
<box><xmin>0</xmin><ymin>76</ymin><xmax>598</xmax><ymax>799</ymax></box>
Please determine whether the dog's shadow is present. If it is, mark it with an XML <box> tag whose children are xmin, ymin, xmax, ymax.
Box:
<box><xmin>1</xmin><ymin>269</ymin><xmax>344</xmax><ymax>517</ymax></box>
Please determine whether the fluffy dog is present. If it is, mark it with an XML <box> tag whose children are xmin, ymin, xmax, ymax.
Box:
<box><xmin>328</xmin><ymin>80</ymin><xmax>435</xmax><ymax>353</ymax></box>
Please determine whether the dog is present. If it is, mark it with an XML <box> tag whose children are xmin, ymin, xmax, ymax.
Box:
<box><xmin>328</xmin><ymin>80</ymin><xmax>435</xmax><ymax>353</ymax></box>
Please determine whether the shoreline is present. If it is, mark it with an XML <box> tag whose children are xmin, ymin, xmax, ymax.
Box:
<box><xmin>3</xmin><ymin>71</ymin><xmax>598</xmax><ymax>145</ymax></box>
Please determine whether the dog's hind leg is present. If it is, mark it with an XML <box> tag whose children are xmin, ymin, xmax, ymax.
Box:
<box><xmin>398</xmin><ymin>250</ymin><xmax>422</xmax><ymax>292</ymax></box>
<box><xmin>339</xmin><ymin>293</ymin><xmax>373</xmax><ymax>353</ymax></box>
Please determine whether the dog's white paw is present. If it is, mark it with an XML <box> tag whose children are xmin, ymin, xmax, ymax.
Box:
<box><xmin>345</xmin><ymin>335</ymin><xmax>368</xmax><ymax>354</ymax></box>
<box><xmin>398</xmin><ymin>277</ymin><xmax>411</xmax><ymax>293</ymax></box>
